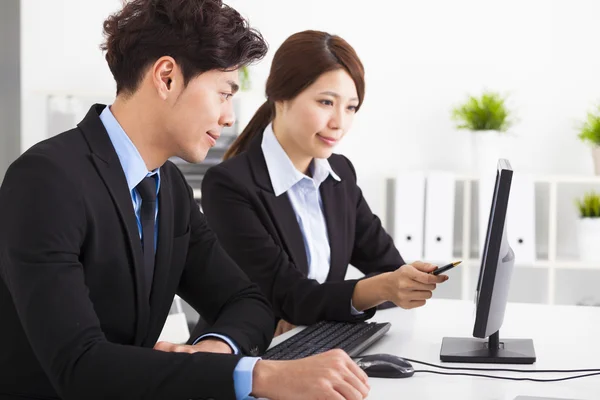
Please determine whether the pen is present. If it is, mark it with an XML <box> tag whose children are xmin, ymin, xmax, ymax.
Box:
<box><xmin>430</xmin><ymin>260</ymin><xmax>462</xmax><ymax>275</ymax></box>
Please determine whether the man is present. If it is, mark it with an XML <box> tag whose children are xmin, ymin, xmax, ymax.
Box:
<box><xmin>0</xmin><ymin>1</ymin><xmax>370</xmax><ymax>399</ymax></box>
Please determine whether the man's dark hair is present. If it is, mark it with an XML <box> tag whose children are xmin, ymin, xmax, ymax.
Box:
<box><xmin>101</xmin><ymin>0</ymin><xmax>268</xmax><ymax>95</ymax></box>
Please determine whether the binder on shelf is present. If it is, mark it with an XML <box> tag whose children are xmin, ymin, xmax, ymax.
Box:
<box><xmin>478</xmin><ymin>172</ymin><xmax>536</xmax><ymax>264</ymax></box>
<box><xmin>424</xmin><ymin>172</ymin><xmax>456</xmax><ymax>263</ymax></box>
<box><xmin>507</xmin><ymin>173</ymin><xmax>537</xmax><ymax>264</ymax></box>
<box><xmin>394</xmin><ymin>172</ymin><xmax>426</xmax><ymax>262</ymax></box>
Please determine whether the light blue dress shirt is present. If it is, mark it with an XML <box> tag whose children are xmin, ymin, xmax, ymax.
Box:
<box><xmin>261</xmin><ymin>124</ymin><xmax>362</xmax><ymax>315</ymax></box>
<box><xmin>261</xmin><ymin>123</ymin><xmax>339</xmax><ymax>283</ymax></box>
<box><xmin>100</xmin><ymin>106</ymin><xmax>258</xmax><ymax>400</ymax></box>
<box><xmin>99</xmin><ymin>106</ymin><xmax>161</xmax><ymax>248</ymax></box>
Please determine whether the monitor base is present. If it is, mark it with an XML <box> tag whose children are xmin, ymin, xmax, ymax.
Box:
<box><xmin>440</xmin><ymin>331</ymin><xmax>536</xmax><ymax>364</ymax></box>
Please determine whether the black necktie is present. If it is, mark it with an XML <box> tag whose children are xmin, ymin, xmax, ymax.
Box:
<box><xmin>136</xmin><ymin>176</ymin><xmax>157</xmax><ymax>294</ymax></box>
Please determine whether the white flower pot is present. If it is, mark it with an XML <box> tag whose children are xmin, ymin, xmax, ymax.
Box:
<box><xmin>577</xmin><ymin>218</ymin><xmax>600</xmax><ymax>262</ymax></box>
<box><xmin>592</xmin><ymin>146</ymin><xmax>600</xmax><ymax>175</ymax></box>
<box><xmin>470</xmin><ymin>131</ymin><xmax>517</xmax><ymax>177</ymax></box>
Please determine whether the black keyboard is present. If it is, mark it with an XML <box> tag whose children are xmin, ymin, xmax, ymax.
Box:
<box><xmin>263</xmin><ymin>320</ymin><xmax>391</xmax><ymax>360</ymax></box>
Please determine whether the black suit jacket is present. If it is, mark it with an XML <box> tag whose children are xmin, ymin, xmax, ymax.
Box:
<box><xmin>201</xmin><ymin>133</ymin><xmax>405</xmax><ymax>326</ymax></box>
<box><xmin>0</xmin><ymin>105</ymin><xmax>274</xmax><ymax>400</ymax></box>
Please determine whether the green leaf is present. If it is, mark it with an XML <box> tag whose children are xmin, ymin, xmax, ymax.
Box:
<box><xmin>451</xmin><ymin>91</ymin><xmax>513</xmax><ymax>132</ymax></box>
<box><xmin>239</xmin><ymin>65</ymin><xmax>251</xmax><ymax>92</ymax></box>
<box><xmin>577</xmin><ymin>104</ymin><xmax>600</xmax><ymax>146</ymax></box>
<box><xmin>575</xmin><ymin>191</ymin><xmax>600</xmax><ymax>218</ymax></box>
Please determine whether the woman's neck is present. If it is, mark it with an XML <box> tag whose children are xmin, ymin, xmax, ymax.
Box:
<box><xmin>271</xmin><ymin>117</ymin><xmax>313</xmax><ymax>175</ymax></box>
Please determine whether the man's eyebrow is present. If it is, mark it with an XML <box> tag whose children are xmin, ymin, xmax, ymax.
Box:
<box><xmin>227</xmin><ymin>80</ymin><xmax>240</xmax><ymax>93</ymax></box>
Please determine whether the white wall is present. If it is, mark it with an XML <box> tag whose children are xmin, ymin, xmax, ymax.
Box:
<box><xmin>230</xmin><ymin>0</ymin><xmax>600</xmax><ymax>219</ymax></box>
<box><xmin>21</xmin><ymin>0</ymin><xmax>600</xmax><ymax>223</ymax></box>
<box><xmin>20</xmin><ymin>0</ymin><xmax>120</xmax><ymax>153</ymax></box>
<box><xmin>1</xmin><ymin>0</ymin><xmax>21</xmax><ymax>183</ymax></box>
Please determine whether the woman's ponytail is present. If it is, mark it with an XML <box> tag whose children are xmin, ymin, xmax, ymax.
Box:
<box><xmin>224</xmin><ymin>100</ymin><xmax>274</xmax><ymax>160</ymax></box>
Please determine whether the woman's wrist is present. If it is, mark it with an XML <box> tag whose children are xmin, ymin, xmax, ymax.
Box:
<box><xmin>352</xmin><ymin>272</ymin><xmax>391</xmax><ymax>311</ymax></box>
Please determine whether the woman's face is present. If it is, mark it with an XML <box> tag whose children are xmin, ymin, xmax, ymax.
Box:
<box><xmin>276</xmin><ymin>69</ymin><xmax>360</xmax><ymax>160</ymax></box>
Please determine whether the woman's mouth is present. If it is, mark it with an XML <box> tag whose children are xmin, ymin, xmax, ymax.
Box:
<box><xmin>317</xmin><ymin>134</ymin><xmax>337</xmax><ymax>146</ymax></box>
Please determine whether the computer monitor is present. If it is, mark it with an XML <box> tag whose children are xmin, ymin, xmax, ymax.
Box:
<box><xmin>439</xmin><ymin>159</ymin><xmax>536</xmax><ymax>364</ymax></box>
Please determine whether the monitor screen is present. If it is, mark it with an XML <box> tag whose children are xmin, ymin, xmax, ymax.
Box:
<box><xmin>440</xmin><ymin>159</ymin><xmax>536</xmax><ymax>364</ymax></box>
<box><xmin>473</xmin><ymin>159</ymin><xmax>514</xmax><ymax>338</ymax></box>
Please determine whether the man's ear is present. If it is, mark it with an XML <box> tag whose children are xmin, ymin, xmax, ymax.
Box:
<box><xmin>152</xmin><ymin>56</ymin><xmax>177</xmax><ymax>100</ymax></box>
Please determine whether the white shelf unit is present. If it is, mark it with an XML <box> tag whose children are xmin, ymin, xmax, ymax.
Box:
<box><xmin>438</xmin><ymin>174</ymin><xmax>600</xmax><ymax>306</ymax></box>
<box><xmin>194</xmin><ymin>172</ymin><xmax>600</xmax><ymax>307</ymax></box>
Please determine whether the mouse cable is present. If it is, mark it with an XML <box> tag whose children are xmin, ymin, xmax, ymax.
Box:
<box><xmin>403</xmin><ymin>358</ymin><xmax>600</xmax><ymax>374</ymax></box>
<box><xmin>413</xmin><ymin>370</ymin><xmax>600</xmax><ymax>382</ymax></box>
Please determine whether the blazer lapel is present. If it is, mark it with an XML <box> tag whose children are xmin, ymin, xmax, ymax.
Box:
<box><xmin>79</xmin><ymin>104</ymin><xmax>150</xmax><ymax>345</ymax></box>
<box><xmin>247</xmin><ymin>135</ymin><xmax>309</xmax><ymax>275</ymax></box>
<box><xmin>320</xmin><ymin>176</ymin><xmax>348</xmax><ymax>282</ymax></box>
<box><xmin>260</xmin><ymin>191</ymin><xmax>309</xmax><ymax>276</ymax></box>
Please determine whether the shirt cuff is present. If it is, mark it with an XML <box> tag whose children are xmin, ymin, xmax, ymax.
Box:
<box><xmin>193</xmin><ymin>333</ymin><xmax>239</xmax><ymax>355</ymax></box>
<box><xmin>234</xmin><ymin>357</ymin><xmax>261</xmax><ymax>400</ymax></box>
<box><xmin>350</xmin><ymin>299</ymin><xmax>365</xmax><ymax>315</ymax></box>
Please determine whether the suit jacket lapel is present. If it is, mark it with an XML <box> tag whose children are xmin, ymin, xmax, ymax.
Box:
<box><xmin>79</xmin><ymin>104</ymin><xmax>150</xmax><ymax>345</ymax></box>
<box><xmin>320</xmin><ymin>174</ymin><xmax>348</xmax><ymax>282</ymax></box>
<box><xmin>260</xmin><ymin>191</ymin><xmax>309</xmax><ymax>276</ymax></box>
<box><xmin>247</xmin><ymin>135</ymin><xmax>309</xmax><ymax>276</ymax></box>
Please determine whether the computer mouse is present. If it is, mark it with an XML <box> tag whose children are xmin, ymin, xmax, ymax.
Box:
<box><xmin>354</xmin><ymin>354</ymin><xmax>415</xmax><ymax>378</ymax></box>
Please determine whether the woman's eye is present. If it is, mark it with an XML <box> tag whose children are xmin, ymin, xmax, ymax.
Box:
<box><xmin>319</xmin><ymin>100</ymin><xmax>333</xmax><ymax>106</ymax></box>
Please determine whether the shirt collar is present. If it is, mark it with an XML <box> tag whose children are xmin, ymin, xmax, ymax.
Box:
<box><xmin>99</xmin><ymin>105</ymin><xmax>161</xmax><ymax>192</ymax></box>
<box><xmin>261</xmin><ymin>123</ymin><xmax>340</xmax><ymax>196</ymax></box>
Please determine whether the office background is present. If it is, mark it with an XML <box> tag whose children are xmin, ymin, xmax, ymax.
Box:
<box><xmin>3</xmin><ymin>0</ymin><xmax>600</xmax><ymax>312</ymax></box>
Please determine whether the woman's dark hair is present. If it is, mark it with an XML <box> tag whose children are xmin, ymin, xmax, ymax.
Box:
<box><xmin>224</xmin><ymin>30</ymin><xmax>365</xmax><ymax>160</ymax></box>
<box><xmin>101</xmin><ymin>0</ymin><xmax>268</xmax><ymax>95</ymax></box>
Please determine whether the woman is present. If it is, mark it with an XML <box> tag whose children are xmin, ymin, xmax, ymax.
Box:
<box><xmin>201</xmin><ymin>30</ymin><xmax>447</xmax><ymax>335</ymax></box>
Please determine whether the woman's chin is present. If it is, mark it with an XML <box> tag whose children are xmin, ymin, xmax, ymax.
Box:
<box><xmin>314</xmin><ymin>148</ymin><xmax>335</xmax><ymax>159</ymax></box>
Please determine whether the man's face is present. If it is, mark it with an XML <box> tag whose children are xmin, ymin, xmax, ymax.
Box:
<box><xmin>163</xmin><ymin>68</ymin><xmax>239</xmax><ymax>163</ymax></box>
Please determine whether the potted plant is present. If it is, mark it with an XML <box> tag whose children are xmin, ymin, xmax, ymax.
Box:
<box><xmin>239</xmin><ymin>65</ymin><xmax>251</xmax><ymax>91</ymax></box>
<box><xmin>577</xmin><ymin>105</ymin><xmax>600</xmax><ymax>175</ymax></box>
<box><xmin>451</xmin><ymin>91</ymin><xmax>515</xmax><ymax>174</ymax></box>
<box><xmin>231</xmin><ymin>65</ymin><xmax>256</xmax><ymax>132</ymax></box>
<box><xmin>575</xmin><ymin>191</ymin><xmax>600</xmax><ymax>262</ymax></box>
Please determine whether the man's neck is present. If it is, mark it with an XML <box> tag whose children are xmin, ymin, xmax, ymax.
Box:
<box><xmin>110</xmin><ymin>95</ymin><xmax>169</xmax><ymax>171</ymax></box>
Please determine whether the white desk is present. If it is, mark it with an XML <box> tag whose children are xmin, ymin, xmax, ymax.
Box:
<box><xmin>270</xmin><ymin>299</ymin><xmax>600</xmax><ymax>400</ymax></box>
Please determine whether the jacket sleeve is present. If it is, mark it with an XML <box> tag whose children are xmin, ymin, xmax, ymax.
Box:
<box><xmin>0</xmin><ymin>153</ymin><xmax>247</xmax><ymax>400</ymax></box>
<box><xmin>175</xmin><ymin>167</ymin><xmax>275</xmax><ymax>355</ymax></box>
<box><xmin>343</xmin><ymin>155</ymin><xmax>405</xmax><ymax>276</ymax></box>
<box><xmin>201</xmin><ymin>164</ymin><xmax>376</xmax><ymax>326</ymax></box>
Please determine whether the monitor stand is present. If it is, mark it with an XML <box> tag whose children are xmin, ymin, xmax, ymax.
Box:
<box><xmin>440</xmin><ymin>330</ymin><xmax>536</xmax><ymax>364</ymax></box>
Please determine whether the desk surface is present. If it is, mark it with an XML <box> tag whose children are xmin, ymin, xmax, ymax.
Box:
<box><xmin>270</xmin><ymin>299</ymin><xmax>600</xmax><ymax>400</ymax></box>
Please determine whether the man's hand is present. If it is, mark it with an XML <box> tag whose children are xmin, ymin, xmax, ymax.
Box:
<box><xmin>252</xmin><ymin>349</ymin><xmax>370</xmax><ymax>400</ymax></box>
<box><xmin>383</xmin><ymin>261</ymin><xmax>448</xmax><ymax>309</ymax></box>
<box><xmin>154</xmin><ymin>339</ymin><xmax>233</xmax><ymax>354</ymax></box>
<box><xmin>274</xmin><ymin>319</ymin><xmax>297</xmax><ymax>337</ymax></box>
